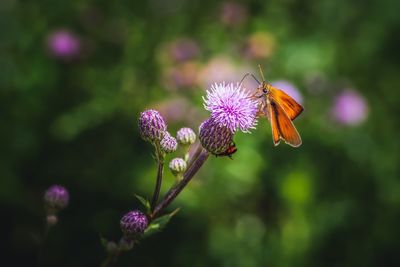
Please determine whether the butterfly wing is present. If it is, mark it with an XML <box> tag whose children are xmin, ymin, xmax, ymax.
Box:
<box><xmin>268</xmin><ymin>100</ymin><xmax>302</xmax><ymax>147</ymax></box>
<box><xmin>269</xmin><ymin>86</ymin><xmax>303</xmax><ymax>120</ymax></box>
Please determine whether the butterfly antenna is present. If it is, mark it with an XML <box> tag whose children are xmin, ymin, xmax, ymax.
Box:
<box><xmin>258</xmin><ymin>64</ymin><xmax>266</xmax><ymax>82</ymax></box>
<box><xmin>239</xmin><ymin>73</ymin><xmax>261</xmax><ymax>87</ymax></box>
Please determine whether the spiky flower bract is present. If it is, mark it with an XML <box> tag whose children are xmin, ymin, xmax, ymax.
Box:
<box><xmin>176</xmin><ymin>127</ymin><xmax>196</xmax><ymax>145</ymax></box>
<box><xmin>203</xmin><ymin>82</ymin><xmax>258</xmax><ymax>133</ymax></box>
<box><xmin>160</xmin><ymin>132</ymin><xmax>178</xmax><ymax>153</ymax></box>
<box><xmin>138</xmin><ymin>109</ymin><xmax>167</xmax><ymax>143</ymax></box>
<box><xmin>199</xmin><ymin>118</ymin><xmax>234</xmax><ymax>155</ymax></box>
<box><xmin>120</xmin><ymin>210</ymin><xmax>148</xmax><ymax>240</ymax></box>
<box><xmin>169</xmin><ymin>158</ymin><xmax>187</xmax><ymax>176</ymax></box>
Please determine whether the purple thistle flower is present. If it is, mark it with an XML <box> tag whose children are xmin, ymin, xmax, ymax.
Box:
<box><xmin>203</xmin><ymin>82</ymin><xmax>258</xmax><ymax>133</ymax></box>
<box><xmin>138</xmin><ymin>109</ymin><xmax>167</xmax><ymax>143</ymax></box>
<box><xmin>271</xmin><ymin>80</ymin><xmax>303</xmax><ymax>104</ymax></box>
<box><xmin>120</xmin><ymin>210</ymin><xmax>148</xmax><ymax>240</ymax></box>
<box><xmin>332</xmin><ymin>89</ymin><xmax>369</xmax><ymax>126</ymax></box>
<box><xmin>160</xmin><ymin>132</ymin><xmax>178</xmax><ymax>153</ymax></box>
<box><xmin>176</xmin><ymin>127</ymin><xmax>196</xmax><ymax>145</ymax></box>
<box><xmin>199</xmin><ymin>118</ymin><xmax>234</xmax><ymax>155</ymax></box>
<box><xmin>44</xmin><ymin>185</ymin><xmax>69</xmax><ymax>211</ymax></box>
<box><xmin>46</xmin><ymin>30</ymin><xmax>80</xmax><ymax>59</ymax></box>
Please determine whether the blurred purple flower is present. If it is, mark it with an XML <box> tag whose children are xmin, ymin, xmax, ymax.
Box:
<box><xmin>220</xmin><ymin>2</ymin><xmax>248</xmax><ymax>27</ymax></box>
<box><xmin>203</xmin><ymin>82</ymin><xmax>258</xmax><ymax>133</ymax></box>
<box><xmin>46</xmin><ymin>30</ymin><xmax>81</xmax><ymax>59</ymax></box>
<box><xmin>332</xmin><ymin>89</ymin><xmax>369</xmax><ymax>126</ymax></box>
<box><xmin>168</xmin><ymin>38</ymin><xmax>200</xmax><ymax>62</ymax></box>
<box><xmin>157</xmin><ymin>98</ymin><xmax>191</xmax><ymax>123</ymax></box>
<box><xmin>242</xmin><ymin>32</ymin><xmax>276</xmax><ymax>60</ymax></box>
<box><xmin>199</xmin><ymin>56</ymin><xmax>250</xmax><ymax>88</ymax></box>
<box><xmin>44</xmin><ymin>185</ymin><xmax>69</xmax><ymax>211</ymax></box>
<box><xmin>271</xmin><ymin>80</ymin><xmax>303</xmax><ymax>104</ymax></box>
<box><xmin>164</xmin><ymin>62</ymin><xmax>200</xmax><ymax>89</ymax></box>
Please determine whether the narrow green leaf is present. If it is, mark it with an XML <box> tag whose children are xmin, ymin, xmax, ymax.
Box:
<box><xmin>143</xmin><ymin>208</ymin><xmax>180</xmax><ymax>238</ymax></box>
<box><xmin>100</xmin><ymin>236</ymin><xmax>108</xmax><ymax>248</ymax></box>
<box><xmin>135</xmin><ymin>194</ymin><xmax>150</xmax><ymax>213</ymax></box>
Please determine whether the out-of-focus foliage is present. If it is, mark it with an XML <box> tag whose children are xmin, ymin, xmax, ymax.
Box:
<box><xmin>1</xmin><ymin>0</ymin><xmax>400</xmax><ymax>266</ymax></box>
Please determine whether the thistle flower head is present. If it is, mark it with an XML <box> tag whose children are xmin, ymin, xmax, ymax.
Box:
<box><xmin>160</xmin><ymin>132</ymin><xmax>178</xmax><ymax>153</ymax></box>
<box><xmin>199</xmin><ymin>118</ymin><xmax>234</xmax><ymax>155</ymax></box>
<box><xmin>138</xmin><ymin>109</ymin><xmax>167</xmax><ymax>143</ymax></box>
<box><xmin>176</xmin><ymin>127</ymin><xmax>196</xmax><ymax>145</ymax></box>
<box><xmin>169</xmin><ymin>158</ymin><xmax>187</xmax><ymax>176</ymax></box>
<box><xmin>120</xmin><ymin>210</ymin><xmax>148</xmax><ymax>240</ymax></box>
<box><xmin>44</xmin><ymin>185</ymin><xmax>69</xmax><ymax>212</ymax></box>
<box><xmin>332</xmin><ymin>89</ymin><xmax>368</xmax><ymax>126</ymax></box>
<box><xmin>46</xmin><ymin>30</ymin><xmax>80</xmax><ymax>59</ymax></box>
<box><xmin>203</xmin><ymin>82</ymin><xmax>258</xmax><ymax>133</ymax></box>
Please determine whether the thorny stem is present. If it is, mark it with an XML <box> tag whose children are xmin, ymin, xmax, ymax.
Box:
<box><xmin>150</xmin><ymin>143</ymin><xmax>164</xmax><ymax>212</ymax></box>
<box><xmin>152</xmin><ymin>149</ymin><xmax>209</xmax><ymax>218</ymax></box>
<box><xmin>101</xmin><ymin>148</ymin><xmax>208</xmax><ymax>266</ymax></box>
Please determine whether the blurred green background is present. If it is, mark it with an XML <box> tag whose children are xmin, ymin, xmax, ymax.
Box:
<box><xmin>2</xmin><ymin>0</ymin><xmax>400</xmax><ymax>266</ymax></box>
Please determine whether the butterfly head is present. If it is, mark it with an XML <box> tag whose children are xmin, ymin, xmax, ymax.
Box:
<box><xmin>255</xmin><ymin>81</ymin><xmax>271</xmax><ymax>98</ymax></box>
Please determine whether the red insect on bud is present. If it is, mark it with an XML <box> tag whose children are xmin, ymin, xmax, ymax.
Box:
<box><xmin>215</xmin><ymin>142</ymin><xmax>237</xmax><ymax>159</ymax></box>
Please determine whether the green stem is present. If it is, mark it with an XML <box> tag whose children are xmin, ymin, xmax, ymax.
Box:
<box><xmin>150</xmin><ymin>144</ymin><xmax>164</xmax><ymax>212</ymax></box>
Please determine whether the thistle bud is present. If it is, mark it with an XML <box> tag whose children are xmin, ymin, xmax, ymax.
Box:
<box><xmin>176</xmin><ymin>127</ymin><xmax>196</xmax><ymax>145</ymax></box>
<box><xmin>120</xmin><ymin>210</ymin><xmax>148</xmax><ymax>240</ymax></box>
<box><xmin>169</xmin><ymin>158</ymin><xmax>187</xmax><ymax>176</ymax></box>
<box><xmin>138</xmin><ymin>110</ymin><xmax>167</xmax><ymax>143</ymax></box>
<box><xmin>199</xmin><ymin>118</ymin><xmax>233</xmax><ymax>155</ymax></box>
<box><xmin>44</xmin><ymin>185</ymin><xmax>69</xmax><ymax>213</ymax></box>
<box><xmin>160</xmin><ymin>132</ymin><xmax>178</xmax><ymax>153</ymax></box>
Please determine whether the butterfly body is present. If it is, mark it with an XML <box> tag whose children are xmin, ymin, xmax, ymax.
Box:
<box><xmin>255</xmin><ymin>81</ymin><xmax>303</xmax><ymax>147</ymax></box>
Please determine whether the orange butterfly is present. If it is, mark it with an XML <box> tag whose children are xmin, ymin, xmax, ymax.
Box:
<box><xmin>243</xmin><ymin>66</ymin><xmax>303</xmax><ymax>147</ymax></box>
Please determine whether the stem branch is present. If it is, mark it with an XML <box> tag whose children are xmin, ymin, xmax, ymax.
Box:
<box><xmin>150</xmin><ymin>156</ymin><xmax>164</xmax><ymax>212</ymax></box>
<box><xmin>152</xmin><ymin>149</ymin><xmax>209</xmax><ymax>218</ymax></box>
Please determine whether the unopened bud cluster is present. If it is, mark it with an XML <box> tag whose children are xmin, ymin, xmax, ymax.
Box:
<box><xmin>43</xmin><ymin>185</ymin><xmax>69</xmax><ymax>226</ymax></box>
<box><xmin>138</xmin><ymin>109</ymin><xmax>197</xmax><ymax>158</ymax></box>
